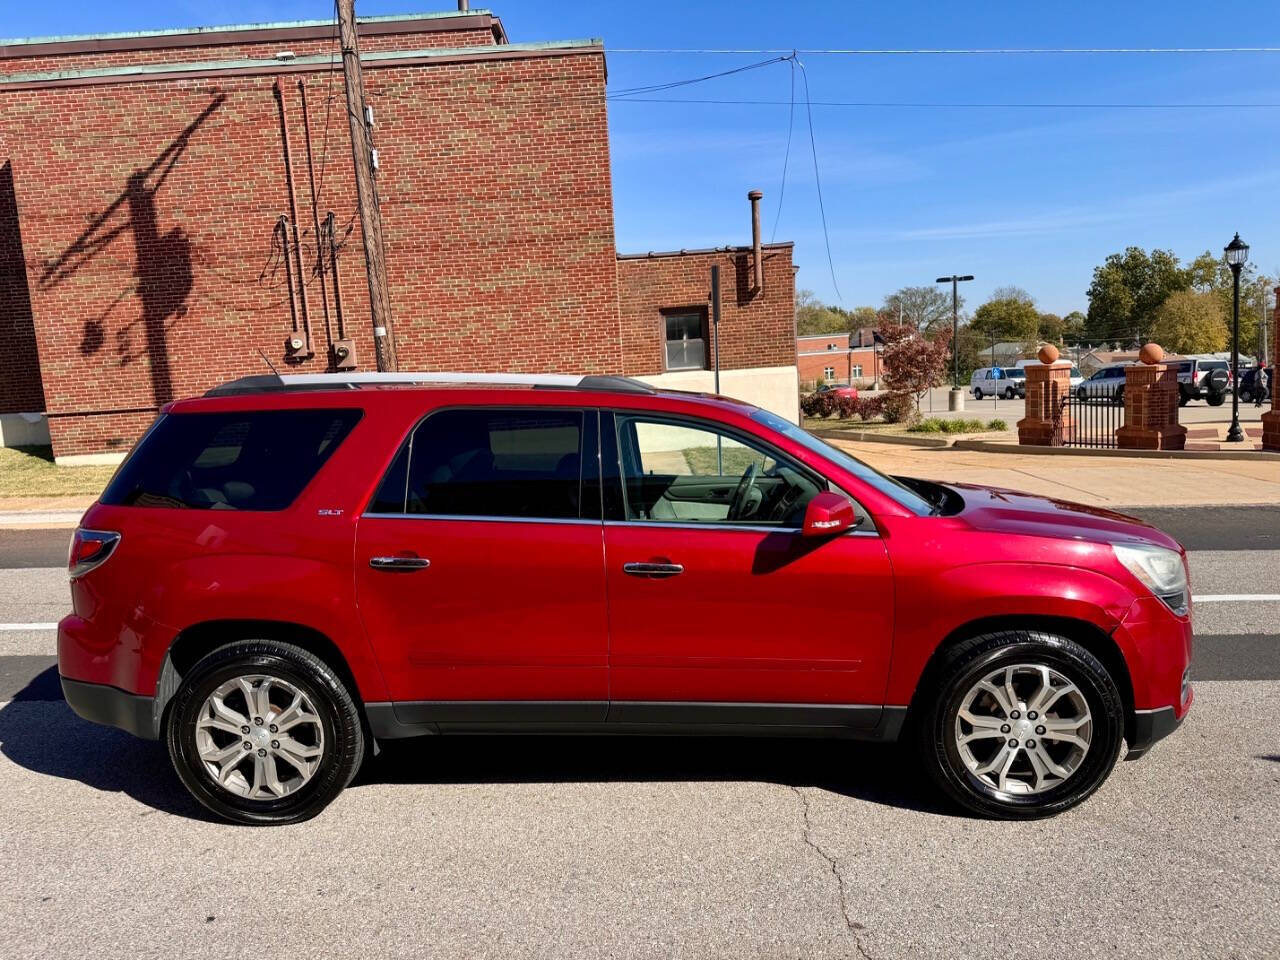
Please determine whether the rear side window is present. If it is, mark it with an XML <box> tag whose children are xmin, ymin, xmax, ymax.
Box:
<box><xmin>369</xmin><ymin>408</ymin><xmax>588</xmax><ymax>520</ymax></box>
<box><xmin>101</xmin><ymin>409</ymin><xmax>361</xmax><ymax>510</ymax></box>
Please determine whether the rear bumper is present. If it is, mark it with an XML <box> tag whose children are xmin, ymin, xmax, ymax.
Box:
<box><xmin>60</xmin><ymin>676</ymin><xmax>158</xmax><ymax>740</ymax></box>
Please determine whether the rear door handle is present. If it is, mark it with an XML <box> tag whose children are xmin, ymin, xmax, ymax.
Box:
<box><xmin>369</xmin><ymin>556</ymin><xmax>431</xmax><ymax>571</ymax></box>
<box><xmin>622</xmin><ymin>561</ymin><xmax>684</xmax><ymax>578</ymax></box>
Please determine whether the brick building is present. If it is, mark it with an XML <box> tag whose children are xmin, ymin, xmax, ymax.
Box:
<box><xmin>796</xmin><ymin>333</ymin><xmax>877</xmax><ymax>389</ymax></box>
<box><xmin>0</xmin><ymin>7</ymin><xmax>798</xmax><ymax>461</ymax></box>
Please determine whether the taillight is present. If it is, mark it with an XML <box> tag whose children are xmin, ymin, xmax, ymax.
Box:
<box><xmin>68</xmin><ymin>528</ymin><xmax>120</xmax><ymax>578</ymax></box>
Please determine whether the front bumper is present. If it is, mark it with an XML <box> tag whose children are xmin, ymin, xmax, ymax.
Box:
<box><xmin>1125</xmin><ymin>696</ymin><xmax>1190</xmax><ymax>761</ymax></box>
<box><xmin>60</xmin><ymin>676</ymin><xmax>158</xmax><ymax>740</ymax></box>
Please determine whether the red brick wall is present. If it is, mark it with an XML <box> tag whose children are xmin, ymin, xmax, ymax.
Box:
<box><xmin>616</xmin><ymin>245</ymin><xmax>795</xmax><ymax>377</ymax></box>
<box><xmin>0</xmin><ymin>42</ymin><xmax>619</xmax><ymax>456</ymax></box>
<box><xmin>797</xmin><ymin>344</ymin><xmax>875</xmax><ymax>384</ymax></box>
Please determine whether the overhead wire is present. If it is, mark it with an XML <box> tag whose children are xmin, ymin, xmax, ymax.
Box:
<box><xmin>770</xmin><ymin>54</ymin><xmax>796</xmax><ymax>243</ymax></box>
<box><xmin>795</xmin><ymin>56</ymin><xmax>842</xmax><ymax>301</ymax></box>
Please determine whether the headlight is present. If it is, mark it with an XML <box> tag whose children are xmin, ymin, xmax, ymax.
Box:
<box><xmin>1112</xmin><ymin>543</ymin><xmax>1188</xmax><ymax>616</ymax></box>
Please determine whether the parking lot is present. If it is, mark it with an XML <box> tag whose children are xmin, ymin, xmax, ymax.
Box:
<box><xmin>1</xmin><ymin>511</ymin><xmax>1277</xmax><ymax>959</ymax></box>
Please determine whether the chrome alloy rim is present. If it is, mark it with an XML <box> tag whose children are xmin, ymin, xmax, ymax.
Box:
<box><xmin>194</xmin><ymin>675</ymin><xmax>325</xmax><ymax>800</ymax></box>
<box><xmin>954</xmin><ymin>663</ymin><xmax>1092</xmax><ymax>796</ymax></box>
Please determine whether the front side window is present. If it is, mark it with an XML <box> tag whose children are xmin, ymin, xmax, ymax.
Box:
<box><xmin>370</xmin><ymin>408</ymin><xmax>587</xmax><ymax>520</ymax></box>
<box><xmin>664</xmin><ymin>311</ymin><xmax>707</xmax><ymax>371</ymax></box>
<box><xmin>101</xmin><ymin>409</ymin><xmax>362</xmax><ymax>511</ymax></box>
<box><xmin>615</xmin><ymin>415</ymin><xmax>823</xmax><ymax>527</ymax></box>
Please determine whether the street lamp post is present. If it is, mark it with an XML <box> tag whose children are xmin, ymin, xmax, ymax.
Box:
<box><xmin>1224</xmin><ymin>233</ymin><xmax>1249</xmax><ymax>442</ymax></box>
<box><xmin>936</xmin><ymin>274</ymin><xmax>974</xmax><ymax>410</ymax></box>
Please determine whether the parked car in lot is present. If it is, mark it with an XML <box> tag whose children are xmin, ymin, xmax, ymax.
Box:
<box><xmin>970</xmin><ymin>367</ymin><xmax>1023</xmax><ymax>399</ymax></box>
<box><xmin>1239</xmin><ymin>365</ymin><xmax>1273</xmax><ymax>404</ymax></box>
<box><xmin>1016</xmin><ymin>359</ymin><xmax>1084</xmax><ymax>390</ymax></box>
<box><xmin>60</xmin><ymin>372</ymin><xmax>1193</xmax><ymax>824</ymax></box>
<box><xmin>815</xmin><ymin>383</ymin><xmax>858</xmax><ymax>399</ymax></box>
<box><xmin>1077</xmin><ymin>363</ymin><xmax>1130</xmax><ymax>403</ymax></box>
<box><xmin>1174</xmin><ymin>357</ymin><xmax>1231</xmax><ymax>406</ymax></box>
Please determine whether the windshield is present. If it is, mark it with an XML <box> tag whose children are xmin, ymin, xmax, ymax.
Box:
<box><xmin>750</xmin><ymin>410</ymin><xmax>935</xmax><ymax>515</ymax></box>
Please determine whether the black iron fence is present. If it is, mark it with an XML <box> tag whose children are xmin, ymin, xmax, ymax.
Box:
<box><xmin>1059</xmin><ymin>391</ymin><xmax>1124</xmax><ymax>448</ymax></box>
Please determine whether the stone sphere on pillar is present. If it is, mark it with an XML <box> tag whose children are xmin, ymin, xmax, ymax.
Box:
<box><xmin>1138</xmin><ymin>343</ymin><xmax>1165</xmax><ymax>365</ymax></box>
<box><xmin>1037</xmin><ymin>343</ymin><xmax>1060</xmax><ymax>365</ymax></box>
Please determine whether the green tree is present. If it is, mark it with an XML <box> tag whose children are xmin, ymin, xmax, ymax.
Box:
<box><xmin>1037</xmin><ymin>312</ymin><xmax>1064</xmax><ymax>344</ymax></box>
<box><xmin>883</xmin><ymin>285</ymin><xmax>958</xmax><ymax>333</ymax></box>
<box><xmin>1062</xmin><ymin>310</ymin><xmax>1087</xmax><ymax>341</ymax></box>
<box><xmin>1085</xmin><ymin>247</ymin><xmax>1188</xmax><ymax>344</ymax></box>
<box><xmin>970</xmin><ymin>287</ymin><xmax>1039</xmax><ymax>343</ymax></box>
<box><xmin>795</xmin><ymin>289</ymin><xmax>847</xmax><ymax>335</ymax></box>
<box><xmin>1149</xmin><ymin>290</ymin><xmax>1228</xmax><ymax>355</ymax></box>
<box><xmin>1185</xmin><ymin>250</ymin><xmax>1265</xmax><ymax>354</ymax></box>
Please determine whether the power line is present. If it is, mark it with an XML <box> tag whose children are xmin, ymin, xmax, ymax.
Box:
<box><xmin>770</xmin><ymin>55</ymin><xmax>796</xmax><ymax>243</ymax></box>
<box><xmin>607</xmin><ymin>97</ymin><xmax>1280</xmax><ymax>110</ymax></box>
<box><xmin>607</xmin><ymin>46</ymin><xmax>1280</xmax><ymax>55</ymax></box>
<box><xmin>796</xmin><ymin>57</ymin><xmax>841</xmax><ymax>301</ymax></box>
<box><xmin>608</xmin><ymin>54</ymin><xmax>789</xmax><ymax>99</ymax></box>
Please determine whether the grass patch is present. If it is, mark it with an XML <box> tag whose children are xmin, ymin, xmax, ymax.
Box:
<box><xmin>0</xmin><ymin>446</ymin><xmax>117</xmax><ymax>498</ymax></box>
<box><xmin>907</xmin><ymin>418</ymin><xmax>1010</xmax><ymax>435</ymax></box>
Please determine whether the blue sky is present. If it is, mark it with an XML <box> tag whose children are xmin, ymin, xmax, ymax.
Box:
<box><xmin>7</xmin><ymin>1</ymin><xmax>1280</xmax><ymax>314</ymax></box>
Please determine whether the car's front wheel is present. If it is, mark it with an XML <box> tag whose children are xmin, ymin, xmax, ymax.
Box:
<box><xmin>916</xmin><ymin>631</ymin><xmax>1124</xmax><ymax>819</ymax></box>
<box><xmin>1004</xmin><ymin>386</ymin><xmax>1016</xmax><ymax>400</ymax></box>
<box><xmin>165</xmin><ymin>639</ymin><xmax>365</xmax><ymax>825</ymax></box>
<box><xmin>973</xmin><ymin>388</ymin><xmax>983</xmax><ymax>400</ymax></box>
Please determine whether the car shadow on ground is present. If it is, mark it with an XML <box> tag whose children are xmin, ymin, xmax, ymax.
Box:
<box><xmin>2</xmin><ymin>667</ymin><xmax>958</xmax><ymax>821</ymax></box>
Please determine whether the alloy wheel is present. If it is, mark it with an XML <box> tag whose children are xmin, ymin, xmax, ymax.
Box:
<box><xmin>953</xmin><ymin>663</ymin><xmax>1092</xmax><ymax>795</ymax></box>
<box><xmin>194</xmin><ymin>674</ymin><xmax>325</xmax><ymax>800</ymax></box>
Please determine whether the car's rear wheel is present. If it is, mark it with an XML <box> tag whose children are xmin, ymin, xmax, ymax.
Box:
<box><xmin>916</xmin><ymin>631</ymin><xmax>1124</xmax><ymax>819</ymax></box>
<box><xmin>1240</xmin><ymin>387</ymin><xmax>1253</xmax><ymax>403</ymax></box>
<box><xmin>1207</xmin><ymin>392</ymin><xmax>1225</xmax><ymax>406</ymax></box>
<box><xmin>1004</xmin><ymin>386</ymin><xmax>1016</xmax><ymax>400</ymax></box>
<box><xmin>165</xmin><ymin>639</ymin><xmax>364</xmax><ymax>825</ymax></box>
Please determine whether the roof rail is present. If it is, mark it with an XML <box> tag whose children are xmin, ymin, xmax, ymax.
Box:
<box><xmin>204</xmin><ymin>371</ymin><xmax>656</xmax><ymax>397</ymax></box>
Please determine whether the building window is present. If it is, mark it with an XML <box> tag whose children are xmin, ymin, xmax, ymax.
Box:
<box><xmin>822</xmin><ymin>366</ymin><xmax>835</xmax><ymax>380</ymax></box>
<box><xmin>851</xmin><ymin>365</ymin><xmax>862</xmax><ymax>379</ymax></box>
<box><xmin>664</xmin><ymin>311</ymin><xmax>707</xmax><ymax>371</ymax></box>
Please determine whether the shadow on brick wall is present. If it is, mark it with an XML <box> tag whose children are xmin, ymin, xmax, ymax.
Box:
<box><xmin>0</xmin><ymin>161</ymin><xmax>46</xmax><ymax>414</ymax></box>
<box><xmin>38</xmin><ymin>95</ymin><xmax>224</xmax><ymax>409</ymax></box>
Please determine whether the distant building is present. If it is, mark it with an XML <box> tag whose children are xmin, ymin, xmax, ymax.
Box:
<box><xmin>796</xmin><ymin>333</ymin><xmax>877</xmax><ymax>387</ymax></box>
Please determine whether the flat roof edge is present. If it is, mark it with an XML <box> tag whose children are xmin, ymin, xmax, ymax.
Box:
<box><xmin>0</xmin><ymin>10</ymin><xmax>494</xmax><ymax>50</ymax></box>
<box><xmin>0</xmin><ymin>39</ymin><xmax>604</xmax><ymax>88</ymax></box>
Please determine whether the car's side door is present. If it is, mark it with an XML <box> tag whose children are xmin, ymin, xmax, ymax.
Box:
<box><xmin>600</xmin><ymin>411</ymin><xmax>895</xmax><ymax>726</ymax></box>
<box><xmin>354</xmin><ymin>405</ymin><xmax>609</xmax><ymax>724</ymax></box>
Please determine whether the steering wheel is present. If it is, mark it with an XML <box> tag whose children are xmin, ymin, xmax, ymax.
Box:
<box><xmin>727</xmin><ymin>462</ymin><xmax>759</xmax><ymax>521</ymax></box>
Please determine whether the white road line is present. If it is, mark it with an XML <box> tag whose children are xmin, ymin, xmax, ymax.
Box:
<box><xmin>0</xmin><ymin>623</ymin><xmax>59</xmax><ymax>631</ymax></box>
<box><xmin>1195</xmin><ymin>594</ymin><xmax>1280</xmax><ymax>603</ymax></box>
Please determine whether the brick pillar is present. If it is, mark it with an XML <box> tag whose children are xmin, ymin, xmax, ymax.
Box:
<box><xmin>1263</xmin><ymin>286</ymin><xmax>1280</xmax><ymax>451</ymax></box>
<box><xmin>1017</xmin><ymin>360</ymin><xmax>1072</xmax><ymax>446</ymax></box>
<box><xmin>1116</xmin><ymin>348</ymin><xmax>1186</xmax><ymax>450</ymax></box>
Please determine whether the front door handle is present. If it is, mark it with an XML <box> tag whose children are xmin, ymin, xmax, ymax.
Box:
<box><xmin>622</xmin><ymin>561</ymin><xmax>684</xmax><ymax>578</ymax></box>
<box><xmin>369</xmin><ymin>556</ymin><xmax>431</xmax><ymax>572</ymax></box>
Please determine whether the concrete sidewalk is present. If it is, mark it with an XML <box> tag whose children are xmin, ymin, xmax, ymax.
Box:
<box><xmin>830</xmin><ymin>440</ymin><xmax>1280</xmax><ymax>507</ymax></box>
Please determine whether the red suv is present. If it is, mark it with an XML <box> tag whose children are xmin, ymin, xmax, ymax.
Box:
<box><xmin>59</xmin><ymin>373</ymin><xmax>1193</xmax><ymax>824</ymax></box>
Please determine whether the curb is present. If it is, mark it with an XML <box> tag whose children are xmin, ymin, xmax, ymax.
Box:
<box><xmin>0</xmin><ymin>510</ymin><xmax>84</xmax><ymax>528</ymax></box>
<box><xmin>951</xmin><ymin>439</ymin><xmax>1280</xmax><ymax>461</ymax></box>
<box><xmin>810</xmin><ymin>429</ymin><xmax>954</xmax><ymax>448</ymax></box>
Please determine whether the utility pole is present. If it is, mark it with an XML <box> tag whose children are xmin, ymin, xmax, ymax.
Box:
<box><xmin>1261</xmin><ymin>277</ymin><xmax>1269</xmax><ymax>363</ymax></box>
<box><xmin>936</xmin><ymin>274</ymin><xmax>974</xmax><ymax>410</ymax></box>
<box><xmin>336</xmin><ymin>0</ymin><xmax>396</xmax><ymax>372</ymax></box>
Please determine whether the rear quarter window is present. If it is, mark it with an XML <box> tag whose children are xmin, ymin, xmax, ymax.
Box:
<box><xmin>101</xmin><ymin>409</ymin><xmax>362</xmax><ymax>510</ymax></box>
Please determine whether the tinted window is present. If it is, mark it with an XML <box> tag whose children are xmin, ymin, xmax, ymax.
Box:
<box><xmin>373</xmin><ymin>408</ymin><xmax>587</xmax><ymax>520</ymax></box>
<box><xmin>101</xmin><ymin>409</ymin><xmax>361</xmax><ymax>510</ymax></box>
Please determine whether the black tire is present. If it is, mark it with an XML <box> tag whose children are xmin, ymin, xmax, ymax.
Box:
<box><xmin>165</xmin><ymin>639</ymin><xmax>365</xmax><ymax>825</ymax></box>
<box><xmin>1113</xmin><ymin>385</ymin><xmax>1125</xmax><ymax>406</ymax></box>
<box><xmin>1076</xmin><ymin>386</ymin><xmax>1088</xmax><ymax>403</ymax></box>
<box><xmin>1004</xmin><ymin>387</ymin><xmax>1016</xmax><ymax>400</ymax></box>
<box><xmin>1240</xmin><ymin>387</ymin><xmax>1253</xmax><ymax>404</ymax></box>
<box><xmin>1206</xmin><ymin>392</ymin><xmax>1225</xmax><ymax>407</ymax></box>
<box><xmin>914</xmin><ymin>630</ymin><xmax>1124</xmax><ymax>819</ymax></box>
<box><xmin>973</xmin><ymin>388</ymin><xmax>983</xmax><ymax>400</ymax></box>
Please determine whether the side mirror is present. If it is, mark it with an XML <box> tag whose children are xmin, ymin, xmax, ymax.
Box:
<box><xmin>802</xmin><ymin>492</ymin><xmax>859</xmax><ymax>538</ymax></box>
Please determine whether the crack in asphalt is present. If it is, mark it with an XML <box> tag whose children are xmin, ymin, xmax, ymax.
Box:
<box><xmin>791</xmin><ymin>785</ymin><xmax>874</xmax><ymax>960</ymax></box>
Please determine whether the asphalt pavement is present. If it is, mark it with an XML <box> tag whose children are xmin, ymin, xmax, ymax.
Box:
<box><xmin>1</xmin><ymin>507</ymin><xmax>1277</xmax><ymax>958</ymax></box>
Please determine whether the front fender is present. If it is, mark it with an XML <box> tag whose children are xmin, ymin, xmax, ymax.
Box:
<box><xmin>884</xmin><ymin>561</ymin><xmax>1139</xmax><ymax>705</ymax></box>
